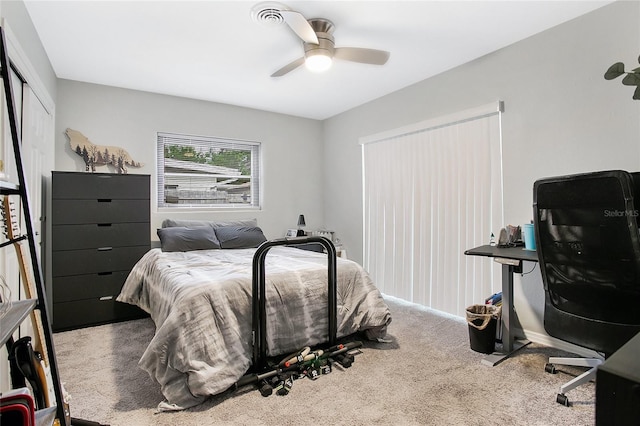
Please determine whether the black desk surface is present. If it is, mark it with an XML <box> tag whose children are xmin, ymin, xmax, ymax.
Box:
<box><xmin>465</xmin><ymin>244</ymin><xmax>539</xmax><ymax>263</ymax></box>
<box><xmin>599</xmin><ymin>331</ymin><xmax>640</xmax><ymax>383</ymax></box>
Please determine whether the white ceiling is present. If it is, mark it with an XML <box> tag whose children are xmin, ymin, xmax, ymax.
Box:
<box><xmin>24</xmin><ymin>1</ymin><xmax>611</xmax><ymax>120</ymax></box>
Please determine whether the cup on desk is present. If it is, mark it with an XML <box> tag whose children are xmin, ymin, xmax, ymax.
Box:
<box><xmin>522</xmin><ymin>223</ymin><xmax>536</xmax><ymax>251</ymax></box>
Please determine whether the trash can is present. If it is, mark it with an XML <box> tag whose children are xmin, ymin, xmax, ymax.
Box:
<box><xmin>466</xmin><ymin>304</ymin><xmax>501</xmax><ymax>354</ymax></box>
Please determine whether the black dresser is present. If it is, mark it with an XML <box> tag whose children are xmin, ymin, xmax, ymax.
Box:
<box><xmin>51</xmin><ymin>171</ymin><xmax>150</xmax><ymax>331</ymax></box>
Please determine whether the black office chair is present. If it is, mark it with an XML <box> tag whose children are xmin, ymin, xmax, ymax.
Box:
<box><xmin>533</xmin><ymin>170</ymin><xmax>640</xmax><ymax>406</ymax></box>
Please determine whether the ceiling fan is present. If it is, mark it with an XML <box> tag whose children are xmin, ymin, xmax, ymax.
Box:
<box><xmin>251</xmin><ymin>2</ymin><xmax>390</xmax><ymax>77</ymax></box>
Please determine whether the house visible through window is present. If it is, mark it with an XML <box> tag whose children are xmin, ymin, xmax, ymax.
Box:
<box><xmin>157</xmin><ymin>132</ymin><xmax>261</xmax><ymax>209</ymax></box>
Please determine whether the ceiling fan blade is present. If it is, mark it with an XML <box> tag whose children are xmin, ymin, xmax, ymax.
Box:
<box><xmin>334</xmin><ymin>47</ymin><xmax>390</xmax><ymax>65</ymax></box>
<box><xmin>280</xmin><ymin>10</ymin><xmax>319</xmax><ymax>44</ymax></box>
<box><xmin>271</xmin><ymin>57</ymin><xmax>305</xmax><ymax>77</ymax></box>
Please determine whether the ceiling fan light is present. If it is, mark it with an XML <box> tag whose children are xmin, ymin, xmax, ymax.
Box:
<box><xmin>305</xmin><ymin>52</ymin><xmax>332</xmax><ymax>73</ymax></box>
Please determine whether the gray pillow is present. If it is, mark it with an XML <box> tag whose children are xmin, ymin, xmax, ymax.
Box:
<box><xmin>161</xmin><ymin>219</ymin><xmax>258</xmax><ymax>247</ymax></box>
<box><xmin>157</xmin><ymin>226</ymin><xmax>220</xmax><ymax>252</ymax></box>
<box><xmin>161</xmin><ymin>218</ymin><xmax>258</xmax><ymax>229</ymax></box>
<box><xmin>214</xmin><ymin>225</ymin><xmax>267</xmax><ymax>249</ymax></box>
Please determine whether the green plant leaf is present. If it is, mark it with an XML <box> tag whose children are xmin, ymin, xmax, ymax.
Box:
<box><xmin>604</xmin><ymin>62</ymin><xmax>625</xmax><ymax>80</ymax></box>
<box><xmin>634</xmin><ymin>85</ymin><xmax>640</xmax><ymax>100</ymax></box>
<box><xmin>622</xmin><ymin>72</ymin><xmax>640</xmax><ymax>86</ymax></box>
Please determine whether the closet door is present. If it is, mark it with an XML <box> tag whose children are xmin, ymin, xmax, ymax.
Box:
<box><xmin>22</xmin><ymin>85</ymin><xmax>53</xmax><ymax>260</ymax></box>
<box><xmin>0</xmin><ymin>82</ymin><xmax>53</xmax><ymax>346</ymax></box>
<box><xmin>0</xmin><ymin>70</ymin><xmax>23</xmax><ymax>305</ymax></box>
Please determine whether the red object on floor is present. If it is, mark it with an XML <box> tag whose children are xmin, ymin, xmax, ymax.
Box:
<box><xmin>0</xmin><ymin>388</ymin><xmax>36</xmax><ymax>426</ymax></box>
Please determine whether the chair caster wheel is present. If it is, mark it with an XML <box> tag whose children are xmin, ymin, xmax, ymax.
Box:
<box><xmin>545</xmin><ymin>363</ymin><xmax>557</xmax><ymax>374</ymax></box>
<box><xmin>556</xmin><ymin>393</ymin><xmax>570</xmax><ymax>406</ymax></box>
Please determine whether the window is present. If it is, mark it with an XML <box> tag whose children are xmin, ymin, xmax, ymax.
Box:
<box><xmin>157</xmin><ymin>132</ymin><xmax>261</xmax><ymax>209</ymax></box>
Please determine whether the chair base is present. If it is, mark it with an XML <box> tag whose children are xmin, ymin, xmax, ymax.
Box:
<box><xmin>545</xmin><ymin>356</ymin><xmax>603</xmax><ymax>406</ymax></box>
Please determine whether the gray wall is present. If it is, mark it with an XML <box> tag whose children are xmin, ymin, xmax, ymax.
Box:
<box><xmin>54</xmin><ymin>80</ymin><xmax>325</xmax><ymax>241</ymax></box>
<box><xmin>322</xmin><ymin>1</ymin><xmax>640</xmax><ymax>343</ymax></box>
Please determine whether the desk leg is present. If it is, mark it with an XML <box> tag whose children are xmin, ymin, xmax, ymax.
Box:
<box><xmin>481</xmin><ymin>263</ymin><xmax>531</xmax><ymax>367</ymax></box>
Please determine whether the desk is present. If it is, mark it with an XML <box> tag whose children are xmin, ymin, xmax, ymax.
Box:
<box><xmin>596</xmin><ymin>331</ymin><xmax>640</xmax><ymax>425</ymax></box>
<box><xmin>464</xmin><ymin>244</ymin><xmax>538</xmax><ymax>366</ymax></box>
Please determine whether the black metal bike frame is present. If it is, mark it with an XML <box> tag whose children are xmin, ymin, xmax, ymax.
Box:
<box><xmin>251</xmin><ymin>236</ymin><xmax>337</xmax><ymax>371</ymax></box>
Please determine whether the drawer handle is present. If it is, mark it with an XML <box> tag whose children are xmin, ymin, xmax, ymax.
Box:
<box><xmin>97</xmin><ymin>247</ymin><xmax>113</xmax><ymax>251</ymax></box>
<box><xmin>99</xmin><ymin>296</ymin><xmax>113</xmax><ymax>301</ymax></box>
<box><xmin>97</xmin><ymin>223</ymin><xmax>112</xmax><ymax>227</ymax></box>
<box><xmin>97</xmin><ymin>271</ymin><xmax>113</xmax><ymax>276</ymax></box>
<box><xmin>97</xmin><ymin>199</ymin><xmax>112</xmax><ymax>203</ymax></box>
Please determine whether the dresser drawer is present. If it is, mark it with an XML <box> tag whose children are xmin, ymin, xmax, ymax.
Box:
<box><xmin>52</xmin><ymin>199</ymin><xmax>150</xmax><ymax>224</ymax></box>
<box><xmin>52</xmin><ymin>246</ymin><xmax>149</xmax><ymax>277</ymax></box>
<box><xmin>53</xmin><ymin>299</ymin><xmax>147</xmax><ymax>332</ymax></box>
<box><xmin>52</xmin><ymin>271</ymin><xmax>131</xmax><ymax>303</ymax></box>
<box><xmin>52</xmin><ymin>223</ymin><xmax>150</xmax><ymax>250</ymax></box>
<box><xmin>52</xmin><ymin>172</ymin><xmax>150</xmax><ymax>200</ymax></box>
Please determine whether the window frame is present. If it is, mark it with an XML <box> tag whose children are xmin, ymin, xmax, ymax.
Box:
<box><xmin>157</xmin><ymin>132</ymin><xmax>262</xmax><ymax>210</ymax></box>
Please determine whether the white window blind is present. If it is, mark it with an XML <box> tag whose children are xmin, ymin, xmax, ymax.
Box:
<box><xmin>361</xmin><ymin>102</ymin><xmax>504</xmax><ymax>317</ymax></box>
<box><xmin>157</xmin><ymin>132</ymin><xmax>261</xmax><ymax>209</ymax></box>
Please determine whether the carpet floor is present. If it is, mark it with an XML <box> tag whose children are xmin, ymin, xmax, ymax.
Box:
<box><xmin>53</xmin><ymin>297</ymin><xmax>596</xmax><ymax>425</ymax></box>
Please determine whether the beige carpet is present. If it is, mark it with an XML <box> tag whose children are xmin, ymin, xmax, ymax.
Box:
<box><xmin>53</xmin><ymin>297</ymin><xmax>596</xmax><ymax>425</ymax></box>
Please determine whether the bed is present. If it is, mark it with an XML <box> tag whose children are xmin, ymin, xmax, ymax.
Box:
<box><xmin>116</xmin><ymin>219</ymin><xmax>392</xmax><ymax>411</ymax></box>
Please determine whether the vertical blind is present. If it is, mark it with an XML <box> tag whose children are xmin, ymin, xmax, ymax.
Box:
<box><xmin>361</xmin><ymin>102</ymin><xmax>504</xmax><ymax>317</ymax></box>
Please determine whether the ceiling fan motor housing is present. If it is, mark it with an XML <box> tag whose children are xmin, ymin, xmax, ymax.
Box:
<box><xmin>304</xmin><ymin>19</ymin><xmax>335</xmax><ymax>58</ymax></box>
<box><xmin>304</xmin><ymin>32</ymin><xmax>334</xmax><ymax>58</ymax></box>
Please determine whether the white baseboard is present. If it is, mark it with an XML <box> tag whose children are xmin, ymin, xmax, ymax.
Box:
<box><xmin>384</xmin><ymin>295</ymin><xmax>604</xmax><ymax>359</ymax></box>
<box><xmin>523</xmin><ymin>329</ymin><xmax>602</xmax><ymax>359</ymax></box>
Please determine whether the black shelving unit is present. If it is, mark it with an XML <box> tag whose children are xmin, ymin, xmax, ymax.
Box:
<box><xmin>0</xmin><ymin>300</ymin><xmax>37</xmax><ymax>344</ymax></box>
<box><xmin>0</xmin><ymin>26</ymin><xmax>68</xmax><ymax>426</ymax></box>
<box><xmin>0</xmin><ymin>301</ymin><xmax>58</xmax><ymax>426</ymax></box>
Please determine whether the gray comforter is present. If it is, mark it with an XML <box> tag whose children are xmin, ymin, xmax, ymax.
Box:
<box><xmin>117</xmin><ymin>247</ymin><xmax>391</xmax><ymax>411</ymax></box>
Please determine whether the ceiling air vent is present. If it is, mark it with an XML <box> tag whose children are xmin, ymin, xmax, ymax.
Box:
<box><xmin>251</xmin><ymin>2</ymin><xmax>286</xmax><ymax>26</ymax></box>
